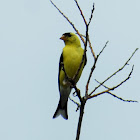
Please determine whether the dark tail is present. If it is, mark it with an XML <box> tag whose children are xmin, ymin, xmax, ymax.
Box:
<box><xmin>53</xmin><ymin>100</ymin><xmax>68</xmax><ymax>120</ymax></box>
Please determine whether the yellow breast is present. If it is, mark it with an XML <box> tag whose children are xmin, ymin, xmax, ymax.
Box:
<box><xmin>63</xmin><ymin>45</ymin><xmax>84</xmax><ymax>82</ymax></box>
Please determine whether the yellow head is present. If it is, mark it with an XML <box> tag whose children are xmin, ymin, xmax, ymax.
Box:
<box><xmin>60</xmin><ymin>32</ymin><xmax>81</xmax><ymax>47</ymax></box>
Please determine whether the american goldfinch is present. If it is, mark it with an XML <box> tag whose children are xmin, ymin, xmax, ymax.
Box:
<box><xmin>53</xmin><ymin>32</ymin><xmax>86</xmax><ymax>120</ymax></box>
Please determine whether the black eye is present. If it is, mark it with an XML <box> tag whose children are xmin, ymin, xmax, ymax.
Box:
<box><xmin>63</xmin><ymin>33</ymin><xmax>71</xmax><ymax>37</ymax></box>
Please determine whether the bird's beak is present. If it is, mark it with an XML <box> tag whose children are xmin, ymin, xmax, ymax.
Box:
<box><xmin>60</xmin><ymin>35</ymin><xmax>67</xmax><ymax>41</ymax></box>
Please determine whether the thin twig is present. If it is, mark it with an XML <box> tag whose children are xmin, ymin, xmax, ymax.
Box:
<box><xmin>97</xmin><ymin>41</ymin><xmax>109</xmax><ymax>56</ymax></box>
<box><xmin>106</xmin><ymin>92</ymin><xmax>138</xmax><ymax>102</ymax></box>
<box><xmin>69</xmin><ymin>96</ymin><xmax>80</xmax><ymax>107</ymax></box>
<box><xmin>88</xmin><ymin>38</ymin><xmax>96</xmax><ymax>59</ymax></box>
<box><xmin>88</xmin><ymin>90</ymin><xmax>138</xmax><ymax>102</ymax></box>
<box><xmin>74</xmin><ymin>0</ymin><xmax>87</xmax><ymax>25</ymax></box>
<box><xmin>94</xmin><ymin>79</ymin><xmax>138</xmax><ymax>102</ymax></box>
<box><xmin>69</xmin><ymin>96</ymin><xmax>80</xmax><ymax>111</ymax></box>
<box><xmin>81</xmin><ymin>34</ymin><xmax>96</xmax><ymax>59</ymax></box>
<box><xmin>89</xmin><ymin>65</ymin><xmax>135</xmax><ymax>99</ymax></box>
<box><xmin>88</xmin><ymin>2</ymin><xmax>95</xmax><ymax>26</ymax></box>
<box><xmin>86</xmin><ymin>41</ymin><xmax>109</xmax><ymax>96</ymax></box>
<box><xmin>108</xmin><ymin>65</ymin><xmax>134</xmax><ymax>90</ymax></box>
<box><xmin>98</xmin><ymin>64</ymin><xmax>134</xmax><ymax>91</ymax></box>
<box><xmin>89</xmin><ymin>48</ymin><xmax>138</xmax><ymax>96</ymax></box>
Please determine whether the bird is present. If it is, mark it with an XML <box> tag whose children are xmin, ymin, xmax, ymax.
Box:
<box><xmin>53</xmin><ymin>32</ymin><xmax>86</xmax><ymax>120</ymax></box>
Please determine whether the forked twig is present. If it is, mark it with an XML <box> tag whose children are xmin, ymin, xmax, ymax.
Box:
<box><xmin>89</xmin><ymin>65</ymin><xmax>137</xmax><ymax>101</ymax></box>
<box><xmin>89</xmin><ymin>48</ymin><xmax>138</xmax><ymax>96</ymax></box>
<box><xmin>86</xmin><ymin>41</ymin><xmax>109</xmax><ymax>96</ymax></box>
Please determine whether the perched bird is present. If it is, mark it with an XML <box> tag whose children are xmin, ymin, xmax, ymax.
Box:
<box><xmin>53</xmin><ymin>32</ymin><xmax>86</xmax><ymax>120</ymax></box>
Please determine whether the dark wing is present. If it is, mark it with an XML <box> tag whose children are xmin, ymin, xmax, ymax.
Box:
<box><xmin>58</xmin><ymin>53</ymin><xmax>63</xmax><ymax>92</ymax></box>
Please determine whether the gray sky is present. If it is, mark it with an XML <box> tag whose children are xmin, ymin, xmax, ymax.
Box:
<box><xmin>0</xmin><ymin>0</ymin><xmax>140</xmax><ymax>140</ymax></box>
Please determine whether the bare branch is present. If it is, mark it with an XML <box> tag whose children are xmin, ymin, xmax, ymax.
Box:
<box><xmin>74</xmin><ymin>0</ymin><xmax>87</xmax><ymax>25</ymax></box>
<box><xmin>69</xmin><ymin>96</ymin><xmax>80</xmax><ymax>106</ymax></box>
<box><xmin>81</xmin><ymin>34</ymin><xmax>96</xmax><ymax>59</ymax></box>
<box><xmin>97</xmin><ymin>41</ymin><xmax>109</xmax><ymax>57</ymax></box>
<box><xmin>86</xmin><ymin>41</ymin><xmax>109</xmax><ymax>96</ymax></box>
<box><xmin>89</xmin><ymin>65</ymin><xmax>138</xmax><ymax>103</ymax></box>
<box><xmin>88</xmin><ymin>2</ymin><xmax>95</xmax><ymax>26</ymax></box>
<box><xmin>88</xmin><ymin>38</ymin><xmax>96</xmax><ymax>59</ymax></box>
<box><xmin>69</xmin><ymin>96</ymin><xmax>80</xmax><ymax>111</ymax></box>
<box><xmin>89</xmin><ymin>48</ymin><xmax>138</xmax><ymax>96</ymax></box>
<box><xmin>106</xmin><ymin>92</ymin><xmax>138</xmax><ymax>102</ymax></box>
<box><xmin>94</xmin><ymin>80</ymin><xmax>138</xmax><ymax>102</ymax></box>
<box><xmin>108</xmin><ymin>65</ymin><xmax>134</xmax><ymax>90</ymax></box>
<box><xmin>95</xmin><ymin>64</ymin><xmax>134</xmax><ymax>91</ymax></box>
<box><xmin>88</xmin><ymin>90</ymin><xmax>138</xmax><ymax>103</ymax></box>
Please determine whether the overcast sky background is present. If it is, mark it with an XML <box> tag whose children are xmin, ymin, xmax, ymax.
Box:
<box><xmin>0</xmin><ymin>0</ymin><xmax>140</xmax><ymax>140</ymax></box>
